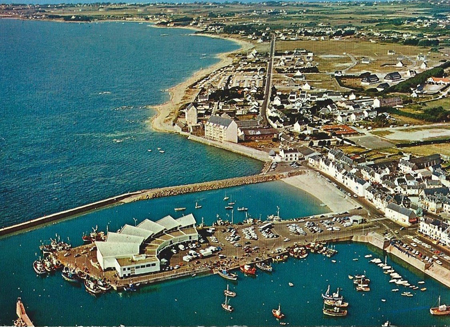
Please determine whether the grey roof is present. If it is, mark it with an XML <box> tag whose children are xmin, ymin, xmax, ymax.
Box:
<box><xmin>386</xmin><ymin>203</ymin><xmax>415</xmax><ymax>217</ymax></box>
<box><xmin>208</xmin><ymin>115</ymin><xmax>234</xmax><ymax>127</ymax></box>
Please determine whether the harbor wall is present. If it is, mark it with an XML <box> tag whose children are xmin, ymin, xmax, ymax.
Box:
<box><xmin>120</xmin><ymin>171</ymin><xmax>306</xmax><ymax>203</ymax></box>
<box><xmin>353</xmin><ymin>232</ymin><xmax>450</xmax><ymax>288</ymax></box>
<box><xmin>0</xmin><ymin>192</ymin><xmax>142</xmax><ymax>237</ymax></box>
<box><xmin>0</xmin><ymin>171</ymin><xmax>306</xmax><ymax>237</ymax></box>
<box><xmin>187</xmin><ymin>134</ymin><xmax>271</xmax><ymax>162</ymax></box>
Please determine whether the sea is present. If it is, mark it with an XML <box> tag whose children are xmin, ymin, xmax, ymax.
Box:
<box><xmin>0</xmin><ymin>19</ymin><xmax>449</xmax><ymax>326</ymax></box>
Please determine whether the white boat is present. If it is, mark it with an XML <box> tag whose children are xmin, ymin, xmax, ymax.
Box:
<box><xmin>288</xmin><ymin>282</ymin><xmax>294</xmax><ymax>287</ymax></box>
<box><xmin>174</xmin><ymin>207</ymin><xmax>186</xmax><ymax>212</ymax></box>
<box><xmin>237</xmin><ymin>207</ymin><xmax>248</xmax><ymax>212</ymax></box>
<box><xmin>365</xmin><ymin>254</ymin><xmax>373</xmax><ymax>258</ymax></box>
<box><xmin>159</xmin><ymin>150</ymin><xmax>165</xmax><ymax>153</ymax></box>
<box><xmin>223</xmin><ymin>194</ymin><xmax>229</xmax><ymax>201</ymax></box>
<box><xmin>392</xmin><ymin>289</ymin><xmax>399</xmax><ymax>292</ymax></box>
<box><xmin>195</xmin><ymin>202</ymin><xmax>202</xmax><ymax>209</ymax></box>
<box><xmin>224</xmin><ymin>284</ymin><xmax>236</xmax><ymax>297</ymax></box>
<box><xmin>222</xmin><ymin>294</ymin><xmax>233</xmax><ymax>312</ymax></box>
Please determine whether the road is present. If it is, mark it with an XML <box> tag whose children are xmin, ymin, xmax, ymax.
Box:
<box><xmin>260</xmin><ymin>35</ymin><xmax>275</xmax><ymax>127</ymax></box>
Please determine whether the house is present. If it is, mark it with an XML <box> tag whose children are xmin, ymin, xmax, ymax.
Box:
<box><xmin>205</xmin><ymin>115</ymin><xmax>238</xmax><ymax>143</ymax></box>
<box><xmin>384</xmin><ymin>72</ymin><xmax>402</xmax><ymax>82</ymax></box>
<box><xmin>361</xmin><ymin>74</ymin><xmax>379</xmax><ymax>84</ymax></box>
<box><xmin>419</xmin><ymin>217</ymin><xmax>450</xmax><ymax>246</ymax></box>
<box><xmin>276</xmin><ymin>148</ymin><xmax>301</xmax><ymax>162</ymax></box>
<box><xmin>377</xmin><ymin>83</ymin><xmax>389</xmax><ymax>92</ymax></box>
<box><xmin>185</xmin><ymin>104</ymin><xmax>198</xmax><ymax>126</ymax></box>
<box><xmin>384</xmin><ymin>203</ymin><xmax>417</xmax><ymax>226</ymax></box>
<box><xmin>427</xmin><ymin>77</ymin><xmax>450</xmax><ymax>85</ymax></box>
<box><xmin>373</xmin><ymin>97</ymin><xmax>403</xmax><ymax>108</ymax></box>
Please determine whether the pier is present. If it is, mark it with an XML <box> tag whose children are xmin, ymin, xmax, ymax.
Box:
<box><xmin>0</xmin><ymin>170</ymin><xmax>305</xmax><ymax>237</ymax></box>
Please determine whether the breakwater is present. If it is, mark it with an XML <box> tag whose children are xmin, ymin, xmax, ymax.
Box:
<box><xmin>120</xmin><ymin>170</ymin><xmax>306</xmax><ymax>203</ymax></box>
<box><xmin>0</xmin><ymin>170</ymin><xmax>306</xmax><ymax>237</ymax></box>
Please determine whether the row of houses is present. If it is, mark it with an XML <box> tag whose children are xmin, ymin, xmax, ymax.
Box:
<box><xmin>309</xmin><ymin>149</ymin><xmax>448</xmax><ymax>227</ymax></box>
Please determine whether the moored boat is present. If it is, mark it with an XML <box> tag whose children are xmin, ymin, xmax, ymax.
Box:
<box><xmin>430</xmin><ymin>296</ymin><xmax>450</xmax><ymax>316</ymax></box>
<box><xmin>82</xmin><ymin>226</ymin><xmax>105</xmax><ymax>243</ymax></box>
<box><xmin>324</xmin><ymin>299</ymin><xmax>349</xmax><ymax>308</ymax></box>
<box><xmin>240</xmin><ymin>264</ymin><xmax>256</xmax><ymax>275</ymax></box>
<box><xmin>217</xmin><ymin>269</ymin><xmax>238</xmax><ymax>281</ymax></box>
<box><xmin>322</xmin><ymin>285</ymin><xmax>344</xmax><ymax>301</ymax></box>
<box><xmin>61</xmin><ymin>267</ymin><xmax>79</xmax><ymax>283</ymax></box>
<box><xmin>222</xmin><ymin>294</ymin><xmax>233</xmax><ymax>312</ymax></box>
<box><xmin>84</xmin><ymin>279</ymin><xmax>102</xmax><ymax>295</ymax></box>
<box><xmin>272</xmin><ymin>304</ymin><xmax>285</xmax><ymax>319</ymax></box>
<box><xmin>224</xmin><ymin>284</ymin><xmax>236</xmax><ymax>297</ymax></box>
<box><xmin>272</xmin><ymin>254</ymin><xmax>288</xmax><ymax>263</ymax></box>
<box><xmin>256</xmin><ymin>261</ymin><xmax>273</xmax><ymax>272</ymax></box>
<box><xmin>237</xmin><ymin>207</ymin><xmax>248</xmax><ymax>211</ymax></box>
<box><xmin>97</xmin><ymin>279</ymin><xmax>112</xmax><ymax>292</ymax></box>
<box><xmin>174</xmin><ymin>207</ymin><xmax>186</xmax><ymax>212</ymax></box>
<box><xmin>323</xmin><ymin>305</ymin><xmax>347</xmax><ymax>317</ymax></box>
<box><xmin>32</xmin><ymin>260</ymin><xmax>47</xmax><ymax>275</ymax></box>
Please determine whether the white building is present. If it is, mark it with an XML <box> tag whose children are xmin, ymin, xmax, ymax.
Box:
<box><xmin>96</xmin><ymin>214</ymin><xmax>198</xmax><ymax>278</ymax></box>
<box><xmin>419</xmin><ymin>217</ymin><xmax>450</xmax><ymax>246</ymax></box>
<box><xmin>205</xmin><ymin>115</ymin><xmax>238</xmax><ymax>143</ymax></box>
<box><xmin>385</xmin><ymin>203</ymin><xmax>417</xmax><ymax>226</ymax></box>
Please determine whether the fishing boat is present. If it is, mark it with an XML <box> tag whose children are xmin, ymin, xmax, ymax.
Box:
<box><xmin>61</xmin><ymin>267</ymin><xmax>79</xmax><ymax>283</ymax></box>
<box><xmin>84</xmin><ymin>279</ymin><xmax>102</xmax><ymax>295</ymax></box>
<box><xmin>82</xmin><ymin>226</ymin><xmax>105</xmax><ymax>243</ymax></box>
<box><xmin>272</xmin><ymin>304</ymin><xmax>285</xmax><ymax>319</ymax></box>
<box><xmin>324</xmin><ymin>299</ymin><xmax>349</xmax><ymax>308</ymax></box>
<box><xmin>97</xmin><ymin>279</ymin><xmax>112</xmax><ymax>292</ymax></box>
<box><xmin>237</xmin><ymin>207</ymin><xmax>248</xmax><ymax>211</ymax></box>
<box><xmin>222</xmin><ymin>294</ymin><xmax>233</xmax><ymax>312</ymax></box>
<box><xmin>224</xmin><ymin>284</ymin><xmax>236</xmax><ymax>297</ymax></box>
<box><xmin>272</xmin><ymin>254</ymin><xmax>288</xmax><ymax>263</ymax></box>
<box><xmin>32</xmin><ymin>260</ymin><xmax>47</xmax><ymax>275</ymax></box>
<box><xmin>123</xmin><ymin>282</ymin><xmax>140</xmax><ymax>292</ymax></box>
<box><xmin>195</xmin><ymin>202</ymin><xmax>202</xmax><ymax>209</ymax></box>
<box><xmin>256</xmin><ymin>261</ymin><xmax>273</xmax><ymax>272</ymax></box>
<box><xmin>240</xmin><ymin>264</ymin><xmax>256</xmax><ymax>275</ymax></box>
<box><xmin>430</xmin><ymin>296</ymin><xmax>450</xmax><ymax>316</ymax></box>
<box><xmin>356</xmin><ymin>284</ymin><xmax>371</xmax><ymax>292</ymax></box>
<box><xmin>323</xmin><ymin>305</ymin><xmax>347</xmax><ymax>317</ymax></box>
<box><xmin>421</xmin><ymin>288</ymin><xmax>427</xmax><ymax>292</ymax></box>
<box><xmin>174</xmin><ymin>207</ymin><xmax>186</xmax><ymax>212</ymax></box>
<box><xmin>77</xmin><ymin>270</ymin><xmax>87</xmax><ymax>280</ymax></box>
<box><xmin>225</xmin><ymin>206</ymin><xmax>234</xmax><ymax>210</ymax></box>
<box><xmin>322</xmin><ymin>285</ymin><xmax>344</xmax><ymax>301</ymax></box>
<box><xmin>217</xmin><ymin>269</ymin><xmax>238</xmax><ymax>281</ymax></box>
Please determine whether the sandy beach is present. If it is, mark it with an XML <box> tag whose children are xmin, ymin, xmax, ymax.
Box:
<box><xmin>283</xmin><ymin>171</ymin><xmax>359</xmax><ymax>213</ymax></box>
<box><xmin>148</xmin><ymin>30</ymin><xmax>254</xmax><ymax>133</ymax></box>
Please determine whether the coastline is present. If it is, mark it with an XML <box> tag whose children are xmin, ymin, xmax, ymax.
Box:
<box><xmin>283</xmin><ymin>171</ymin><xmax>359</xmax><ymax>213</ymax></box>
<box><xmin>148</xmin><ymin>29</ymin><xmax>254</xmax><ymax>133</ymax></box>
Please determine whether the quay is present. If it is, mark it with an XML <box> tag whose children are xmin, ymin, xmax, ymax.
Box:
<box><xmin>0</xmin><ymin>170</ymin><xmax>304</xmax><ymax>237</ymax></box>
<box><xmin>51</xmin><ymin>210</ymin><xmax>378</xmax><ymax>291</ymax></box>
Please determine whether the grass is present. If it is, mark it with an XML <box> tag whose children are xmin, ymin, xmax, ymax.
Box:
<box><xmin>400</xmin><ymin>144</ymin><xmax>450</xmax><ymax>157</ymax></box>
<box><xmin>371</xmin><ymin>130</ymin><xmax>393</xmax><ymax>137</ymax></box>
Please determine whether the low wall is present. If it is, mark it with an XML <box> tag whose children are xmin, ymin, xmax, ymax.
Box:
<box><xmin>0</xmin><ymin>192</ymin><xmax>142</xmax><ymax>237</ymax></box>
<box><xmin>188</xmin><ymin>135</ymin><xmax>271</xmax><ymax>162</ymax></box>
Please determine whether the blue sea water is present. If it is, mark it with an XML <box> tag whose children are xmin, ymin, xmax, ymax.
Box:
<box><xmin>1</xmin><ymin>19</ymin><xmax>449</xmax><ymax>326</ymax></box>
<box><xmin>0</xmin><ymin>19</ymin><xmax>262</xmax><ymax>228</ymax></box>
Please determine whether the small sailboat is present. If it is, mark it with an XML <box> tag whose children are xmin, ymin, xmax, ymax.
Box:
<box><xmin>224</xmin><ymin>284</ymin><xmax>236</xmax><ymax>297</ymax></box>
<box><xmin>223</xmin><ymin>193</ymin><xmax>229</xmax><ymax>201</ymax></box>
<box><xmin>174</xmin><ymin>207</ymin><xmax>186</xmax><ymax>212</ymax></box>
<box><xmin>272</xmin><ymin>304</ymin><xmax>285</xmax><ymax>319</ymax></box>
<box><xmin>195</xmin><ymin>202</ymin><xmax>202</xmax><ymax>209</ymax></box>
<box><xmin>222</xmin><ymin>294</ymin><xmax>234</xmax><ymax>312</ymax></box>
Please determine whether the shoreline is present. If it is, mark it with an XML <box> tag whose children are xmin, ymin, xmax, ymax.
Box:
<box><xmin>148</xmin><ymin>28</ymin><xmax>254</xmax><ymax>133</ymax></box>
<box><xmin>283</xmin><ymin>171</ymin><xmax>359</xmax><ymax>213</ymax></box>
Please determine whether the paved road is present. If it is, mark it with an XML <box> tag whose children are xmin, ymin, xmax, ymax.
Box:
<box><xmin>260</xmin><ymin>35</ymin><xmax>275</xmax><ymax>127</ymax></box>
